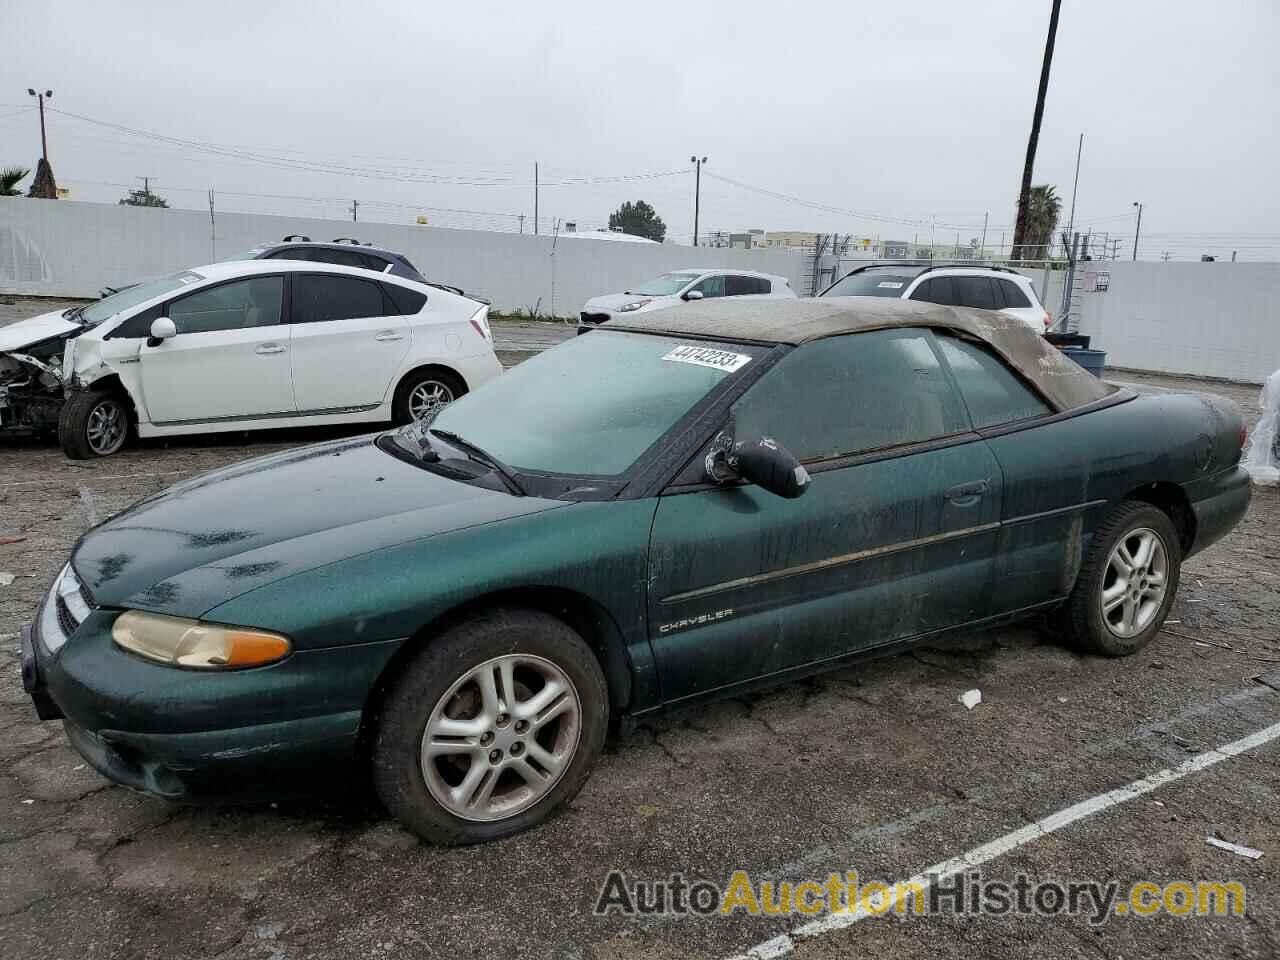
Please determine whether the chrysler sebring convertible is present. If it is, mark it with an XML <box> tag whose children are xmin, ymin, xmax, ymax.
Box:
<box><xmin>22</xmin><ymin>298</ymin><xmax>1250</xmax><ymax>844</ymax></box>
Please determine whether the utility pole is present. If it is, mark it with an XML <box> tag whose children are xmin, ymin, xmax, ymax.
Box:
<box><xmin>518</xmin><ymin>214</ymin><xmax>525</xmax><ymax>235</ymax></box>
<box><xmin>349</xmin><ymin>199</ymin><xmax>359</xmax><ymax>222</ymax></box>
<box><xmin>1131</xmin><ymin>201</ymin><xmax>1143</xmax><ymax>261</ymax></box>
<box><xmin>26</xmin><ymin>87</ymin><xmax>52</xmax><ymax>162</ymax></box>
<box><xmin>980</xmin><ymin>212</ymin><xmax>989</xmax><ymax>259</ymax></box>
<box><xmin>207</xmin><ymin>188</ymin><xmax>216</xmax><ymax>259</ymax></box>
<box><xmin>690</xmin><ymin>155</ymin><xmax>707</xmax><ymax>246</ymax></box>
<box><xmin>1011</xmin><ymin>0</ymin><xmax>1063</xmax><ymax>260</ymax></box>
<box><xmin>534</xmin><ymin>162</ymin><xmax>539</xmax><ymax>236</ymax></box>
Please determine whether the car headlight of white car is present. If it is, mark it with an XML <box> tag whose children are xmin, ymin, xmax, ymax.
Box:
<box><xmin>617</xmin><ymin>299</ymin><xmax>653</xmax><ymax>313</ymax></box>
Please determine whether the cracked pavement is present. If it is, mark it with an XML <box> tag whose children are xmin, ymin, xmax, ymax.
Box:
<box><xmin>2</xmin><ymin>297</ymin><xmax>1278</xmax><ymax>958</ymax></box>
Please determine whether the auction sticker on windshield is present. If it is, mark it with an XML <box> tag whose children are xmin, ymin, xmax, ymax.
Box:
<box><xmin>662</xmin><ymin>344</ymin><xmax>753</xmax><ymax>373</ymax></box>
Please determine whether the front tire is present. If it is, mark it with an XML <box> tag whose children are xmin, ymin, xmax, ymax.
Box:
<box><xmin>371</xmin><ymin>608</ymin><xmax>609</xmax><ymax>845</ymax></box>
<box><xmin>1061</xmin><ymin>500</ymin><xmax>1182</xmax><ymax>656</ymax></box>
<box><xmin>58</xmin><ymin>389</ymin><xmax>131</xmax><ymax>459</ymax></box>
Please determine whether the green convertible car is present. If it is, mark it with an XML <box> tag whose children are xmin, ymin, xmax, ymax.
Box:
<box><xmin>23</xmin><ymin>298</ymin><xmax>1251</xmax><ymax>843</ymax></box>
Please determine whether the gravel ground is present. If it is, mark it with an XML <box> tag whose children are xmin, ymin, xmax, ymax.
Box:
<box><xmin>2</xmin><ymin>296</ymin><xmax>1278</xmax><ymax>959</ymax></box>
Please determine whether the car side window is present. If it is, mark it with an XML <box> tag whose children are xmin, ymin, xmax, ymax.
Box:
<box><xmin>166</xmin><ymin>277</ymin><xmax>283</xmax><ymax>334</ymax></box>
<box><xmin>382</xmin><ymin>283</ymin><xmax>427</xmax><ymax>315</ymax></box>
<box><xmin>725</xmin><ymin>275</ymin><xmax>761</xmax><ymax>297</ymax></box>
<box><xmin>291</xmin><ymin>274</ymin><xmax>389</xmax><ymax>323</ymax></box>
<box><xmin>953</xmin><ymin>277</ymin><xmax>997</xmax><ymax>310</ymax></box>
<box><xmin>909</xmin><ymin>276</ymin><xmax>957</xmax><ymax>306</ymax></box>
<box><xmin>1000</xmin><ymin>280</ymin><xmax>1032</xmax><ymax>308</ymax></box>
<box><xmin>690</xmin><ymin>275</ymin><xmax>726</xmax><ymax>298</ymax></box>
<box><xmin>733</xmin><ymin>329</ymin><xmax>968</xmax><ymax>461</ymax></box>
<box><xmin>934</xmin><ymin>333</ymin><xmax>1051</xmax><ymax>428</ymax></box>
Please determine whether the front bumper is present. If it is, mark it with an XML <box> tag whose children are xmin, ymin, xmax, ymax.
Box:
<box><xmin>21</xmin><ymin>600</ymin><xmax>404</xmax><ymax>801</ymax></box>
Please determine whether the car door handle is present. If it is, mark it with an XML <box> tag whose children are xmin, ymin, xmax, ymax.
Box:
<box><xmin>255</xmin><ymin>344</ymin><xmax>286</xmax><ymax>355</ymax></box>
<box><xmin>945</xmin><ymin>479</ymin><xmax>990</xmax><ymax>504</ymax></box>
<box><xmin>374</xmin><ymin>332</ymin><xmax>403</xmax><ymax>342</ymax></box>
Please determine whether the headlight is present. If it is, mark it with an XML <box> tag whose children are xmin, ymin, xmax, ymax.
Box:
<box><xmin>112</xmin><ymin>611</ymin><xmax>291</xmax><ymax>669</ymax></box>
<box><xmin>617</xmin><ymin>299</ymin><xmax>652</xmax><ymax>313</ymax></box>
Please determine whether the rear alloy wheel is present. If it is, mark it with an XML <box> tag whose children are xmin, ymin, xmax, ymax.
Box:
<box><xmin>393</xmin><ymin>369</ymin><xmax>466</xmax><ymax>425</ymax></box>
<box><xmin>372</xmin><ymin>608</ymin><xmax>608</xmax><ymax>844</ymax></box>
<box><xmin>58</xmin><ymin>390</ymin><xmax>130</xmax><ymax>459</ymax></box>
<box><xmin>1061</xmin><ymin>501</ymin><xmax>1182</xmax><ymax>656</ymax></box>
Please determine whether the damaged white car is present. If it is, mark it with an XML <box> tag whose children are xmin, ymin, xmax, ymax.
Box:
<box><xmin>0</xmin><ymin>261</ymin><xmax>501</xmax><ymax>458</ymax></box>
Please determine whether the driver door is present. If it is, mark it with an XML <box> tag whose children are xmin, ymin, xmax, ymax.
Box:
<box><xmin>139</xmin><ymin>275</ymin><xmax>294</xmax><ymax>424</ymax></box>
<box><xmin>646</xmin><ymin>329</ymin><xmax>1004</xmax><ymax>706</ymax></box>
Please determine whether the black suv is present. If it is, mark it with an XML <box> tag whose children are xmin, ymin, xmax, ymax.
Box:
<box><xmin>229</xmin><ymin>237</ymin><xmax>477</xmax><ymax>299</ymax></box>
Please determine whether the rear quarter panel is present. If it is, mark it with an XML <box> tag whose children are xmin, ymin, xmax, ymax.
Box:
<box><xmin>984</xmin><ymin>391</ymin><xmax>1243</xmax><ymax>609</ymax></box>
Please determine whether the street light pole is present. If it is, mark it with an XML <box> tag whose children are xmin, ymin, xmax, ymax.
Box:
<box><xmin>690</xmin><ymin>156</ymin><xmax>706</xmax><ymax>247</ymax></box>
<box><xmin>26</xmin><ymin>87</ymin><xmax>52</xmax><ymax>162</ymax></box>
<box><xmin>1131</xmin><ymin>201</ymin><xmax>1143</xmax><ymax>261</ymax></box>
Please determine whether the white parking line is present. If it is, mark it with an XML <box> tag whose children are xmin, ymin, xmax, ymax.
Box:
<box><xmin>730</xmin><ymin>716</ymin><xmax>1280</xmax><ymax>959</ymax></box>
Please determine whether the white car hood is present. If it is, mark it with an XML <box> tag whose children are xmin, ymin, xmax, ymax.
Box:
<box><xmin>582</xmin><ymin>292</ymin><xmax>679</xmax><ymax>313</ymax></box>
<box><xmin>0</xmin><ymin>309</ymin><xmax>80</xmax><ymax>352</ymax></box>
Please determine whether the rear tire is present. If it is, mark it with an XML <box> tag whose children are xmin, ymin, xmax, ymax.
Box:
<box><xmin>1061</xmin><ymin>500</ymin><xmax>1182</xmax><ymax>656</ymax></box>
<box><xmin>58</xmin><ymin>389</ymin><xmax>131</xmax><ymax>459</ymax></box>
<box><xmin>371</xmin><ymin>608</ymin><xmax>609</xmax><ymax>845</ymax></box>
<box><xmin>392</xmin><ymin>368</ymin><xmax>466</xmax><ymax>425</ymax></box>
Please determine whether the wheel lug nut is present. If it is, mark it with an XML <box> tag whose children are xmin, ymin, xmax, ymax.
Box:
<box><xmin>496</xmin><ymin>713</ymin><xmax>510</xmax><ymax>727</ymax></box>
<box><xmin>480</xmin><ymin>732</ymin><xmax>494</xmax><ymax>746</ymax></box>
<box><xmin>488</xmin><ymin>749</ymin><xmax>502</xmax><ymax>764</ymax></box>
<box><xmin>510</xmin><ymin>742</ymin><xmax>524</xmax><ymax>756</ymax></box>
<box><xmin>514</xmin><ymin>720</ymin><xmax>528</xmax><ymax>733</ymax></box>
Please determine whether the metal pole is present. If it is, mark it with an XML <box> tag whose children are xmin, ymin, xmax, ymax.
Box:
<box><xmin>690</xmin><ymin>156</ymin><xmax>706</xmax><ymax>247</ymax></box>
<box><xmin>534</xmin><ymin>162</ymin><xmax>539</xmax><ymax>236</ymax></box>
<box><xmin>1131</xmin><ymin>202</ymin><xmax>1143</xmax><ymax>261</ymax></box>
<box><xmin>38</xmin><ymin>93</ymin><xmax>48</xmax><ymax>162</ymax></box>
<box><xmin>980</xmin><ymin>211</ymin><xmax>988</xmax><ymax>259</ymax></box>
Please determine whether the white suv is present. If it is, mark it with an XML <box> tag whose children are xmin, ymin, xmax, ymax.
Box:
<box><xmin>820</xmin><ymin>263</ymin><xmax>1051</xmax><ymax>332</ymax></box>
<box><xmin>579</xmin><ymin>268</ymin><xmax>795</xmax><ymax>333</ymax></box>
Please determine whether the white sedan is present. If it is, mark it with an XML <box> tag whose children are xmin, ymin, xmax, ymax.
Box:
<box><xmin>2</xmin><ymin>260</ymin><xmax>501</xmax><ymax>458</ymax></box>
<box><xmin>577</xmin><ymin>268</ymin><xmax>796</xmax><ymax>333</ymax></box>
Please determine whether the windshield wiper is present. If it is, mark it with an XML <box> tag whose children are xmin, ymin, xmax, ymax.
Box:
<box><xmin>62</xmin><ymin>305</ymin><xmax>86</xmax><ymax>323</ymax></box>
<box><xmin>429</xmin><ymin>429</ymin><xmax>525</xmax><ymax>496</ymax></box>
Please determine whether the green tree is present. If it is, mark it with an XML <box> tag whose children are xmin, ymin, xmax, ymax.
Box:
<box><xmin>119</xmin><ymin>186</ymin><xmax>169</xmax><ymax>208</ymax></box>
<box><xmin>1025</xmin><ymin>184</ymin><xmax>1062</xmax><ymax>261</ymax></box>
<box><xmin>608</xmin><ymin>200</ymin><xmax>666</xmax><ymax>242</ymax></box>
<box><xmin>0</xmin><ymin>166</ymin><xmax>29</xmax><ymax>197</ymax></box>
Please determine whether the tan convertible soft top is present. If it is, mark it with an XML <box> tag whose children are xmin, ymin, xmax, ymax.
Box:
<box><xmin>609</xmin><ymin>295</ymin><xmax>1115</xmax><ymax>412</ymax></box>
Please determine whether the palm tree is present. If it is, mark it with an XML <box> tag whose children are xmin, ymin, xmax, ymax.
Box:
<box><xmin>1</xmin><ymin>166</ymin><xmax>30</xmax><ymax>197</ymax></box>
<box><xmin>1025</xmin><ymin>184</ymin><xmax>1063</xmax><ymax>261</ymax></box>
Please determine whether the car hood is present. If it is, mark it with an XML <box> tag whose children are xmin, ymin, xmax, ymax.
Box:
<box><xmin>582</xmin><ymin>293</ymin><xmax>678</xmax><ymax>313</ymax></box>
<box><xmin>0</xmin><ymin>309</ymin><xmax>80</xmax><ymax>352</ymax></box>
<box><xmin>71</xmin><ymin>434</ymin><xmax>568</xmax><ymax>616</ymax></box>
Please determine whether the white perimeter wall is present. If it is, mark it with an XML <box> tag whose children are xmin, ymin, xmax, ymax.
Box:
<box><xmin>0</xmin><ymin>198</ymin><xmax>808</xmax><ymax>316</ymax></box>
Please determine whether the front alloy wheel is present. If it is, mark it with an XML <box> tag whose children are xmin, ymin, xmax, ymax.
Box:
<box><xmin>59</xmin><ymin>390</ymin><xmax>131</xmax><ymax>459</ymax></box>
<box><xmin>421</xmin><ymin>654</ymin><xmax>581</xmax><ymax>822</ymax></box>
<box><xmin>372</xmin><ymin>608</ymin><xmax>608</xmax><ymax>844</ymax></box>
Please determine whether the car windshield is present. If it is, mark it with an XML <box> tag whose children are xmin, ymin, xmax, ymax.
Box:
<box><xmin>391</xmin><ymin>331</ymin><xmax>766</xmax><ymax>477</ymax></box>
<box><xmin>78</xmin><ymin>271</ymin><xmax>206</xmax><ymax>326</ymax></box>
<box><xmin>822</xmin><ymin>270</ymin><xmax>920</xmax><ymax>297</ymax></box>
<box><xmin>629</xmin><ymin>272</ymin><xmax>702</xmax><ymax>296</ymax></box>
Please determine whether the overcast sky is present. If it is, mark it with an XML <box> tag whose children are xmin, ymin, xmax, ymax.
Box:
<box><xmin>3</xmin><ymin>0</ymin><xmax>1277</xmax><ymax>258</ymax></box>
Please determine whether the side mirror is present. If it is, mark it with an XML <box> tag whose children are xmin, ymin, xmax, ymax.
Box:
<box><xmin>147</xmin><ymin>316</ymin><xmax>176</xmax><ymax>347</ymax></box>
<box><xmin>683</xmin><ymin>290</ymin><xmax>704</xmax><ymax>301</ymax></box>
<box><xmin>706</xmin><ymin>434</ymin><xmax>810</xmax><ymax>499</ymax></box>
